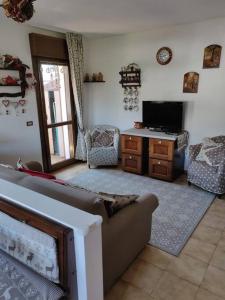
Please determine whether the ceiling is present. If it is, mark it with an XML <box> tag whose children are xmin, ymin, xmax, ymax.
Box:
<box><xmin>28</xmin><ymin>0</ymin><xmax>225</xmax><ymax>35</ymax></box>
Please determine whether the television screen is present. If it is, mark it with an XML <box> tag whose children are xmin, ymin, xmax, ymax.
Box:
<box><xmin>142</xmin><ymin>101</ymin><xmax>183</xmax><ymax>132</ymax></box>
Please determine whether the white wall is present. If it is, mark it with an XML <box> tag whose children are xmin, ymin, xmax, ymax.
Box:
<box><xmin>0</xmin><ymin>18</ymin><xmax>64</xmax><ymax>166</ymax></box>
<box><xmin>84</xmin><ymin>17</ymin><xmax>225</xmax><ymax>145</ymax></box>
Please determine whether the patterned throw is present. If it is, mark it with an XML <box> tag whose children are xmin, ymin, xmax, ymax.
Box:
<box><xmin>0</xmin><ymin>211</ymin><xmax>59</xmax><ymax>283</ymax></box>
<box><xmin>0</xmin><ymin>250</ymin><xmax>64</xmax><ymax>300</ymax></box>
<box><xmin>98</xmin><ymin>192</ymin><xmax>138</xmax><ymax>217</ymax></box>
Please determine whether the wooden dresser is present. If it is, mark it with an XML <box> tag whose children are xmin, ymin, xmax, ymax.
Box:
<box><xmin>121</xmin><ymin>128</ymin><xmax>185</xmax><ymax>181</ymax></box>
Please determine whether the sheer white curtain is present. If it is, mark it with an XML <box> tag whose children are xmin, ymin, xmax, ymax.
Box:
<box><xmin>66</xmin><ymin>33</ymin><xmax>86</xmax><ymax>161</ymax></box>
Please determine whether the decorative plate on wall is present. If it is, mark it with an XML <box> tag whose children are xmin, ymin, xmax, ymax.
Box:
<box><xmin>156</xmin><ymin>47</ymin><xmax>173</xmax><ymax>65</ymax></box>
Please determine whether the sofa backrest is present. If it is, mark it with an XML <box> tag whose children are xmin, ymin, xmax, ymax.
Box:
<box><xmin>0</xmin><ymin>166</ymin><xmax>108</xmax><ymax>221</ymax></box>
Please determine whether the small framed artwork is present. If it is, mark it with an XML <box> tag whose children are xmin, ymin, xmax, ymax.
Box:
<box><xmin>203</xmin><ymin>44</ymin><xmax>222</xmax><ymax>68</ymax></box>
<box><xmin>183</xmin><ymin>72</ymin><xmax>199</xmax><ymax>93</ymax></box>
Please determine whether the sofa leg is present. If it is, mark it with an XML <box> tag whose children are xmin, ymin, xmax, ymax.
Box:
<box><xmin>88</xmin><ymin>164</ymin><xmax>91</xmax><ymax>169</ymax></box>
<box><xmin>188</xmin><ymin>181</ymin><xmax>191</xmax><ymax>186</ymax></box>
<box><xmin>217</xmin><ymin>194</ymin><xmax>222</xmax><ymax>199</ymax></box>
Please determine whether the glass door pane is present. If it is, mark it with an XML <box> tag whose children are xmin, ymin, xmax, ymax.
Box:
<box><xmin>40</xmin><ymin>62</ymin><xmax>75</xmax><ymax>169</ymax></box>
<box><xmin>48</xmin><ymin>124</ymin><xmax>74</xmax><ymax>165</ymax></box>
<box><xmin>41</xmin><ymin>64</ymin><xmax>72</xmax><ymax>125</ymax></box>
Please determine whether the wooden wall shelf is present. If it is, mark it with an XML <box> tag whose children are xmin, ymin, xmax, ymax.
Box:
<box><xmin>0</xmin><ymin>67</ymin><xmax>26</xmax><ymax>98</ymax></box>
<box><xmin>0</xmin><ymin>84</ymin><xmax>20</xmax><ymax>87</ymax></box>
<box><xmin>84</xmin><ymin>81</ymin><xmax>106</xmax><ymax>83</ymax></box>
<box><xmin>119</xmin><ymin>69</ymin><xmax>141</xmax><ymax>88</ymax></box>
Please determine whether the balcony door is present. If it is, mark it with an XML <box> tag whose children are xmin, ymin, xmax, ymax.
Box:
<box><xmin>38</xmin><ymin>61</ymin><xmax>76</xmax><ymax>171</ymax></box>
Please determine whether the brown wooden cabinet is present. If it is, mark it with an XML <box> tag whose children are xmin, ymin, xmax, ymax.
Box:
<box><xmin>149</xmin><ymin>138</ymin><xmax>185</xmax><ymax>181</ymax></box>
<box><xmin>121</xmin><ymin>135</ymin><xmax>142</xmax><ymax>155</ymax></box>
<box><xmin>121</xmin><ymin>132</ymin><xmax>184</xmax><ymax>181</ymax></box>
<box><xmin>149</xmin><ymin>138</ymin><xmax>174</xmax><ymax>161</ymax></box>
<box><xmin>149</xmin><ymin>158</ymin><xmax>173</xmax><ymax>181</ymax></box>
<box><xmin>122</xmin><ymin>154</ymin><xmax>143</xmax><ymax>174</ymax></box>
<box><xmin>121</xmin><ymin>135</ymin><xmax>145</xmax><ymax>174</ymax></box>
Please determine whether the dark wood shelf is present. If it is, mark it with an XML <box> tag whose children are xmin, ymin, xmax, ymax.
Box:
<box><xmin>0</xmin><ymin>84</ymin><xmax>20</xmax><ymax>87</ymax></box>
<box><xmin>0</xmin><ymin>66</ymin><xmax>26</xmax><ymax>98</ymax></box>
<box><xmin>0</xmin><ymin>67</ymin><xmax>20</xmax><ymax>71</ymax></box>
<box><xmin>0</xmin><ymin>92</ymin><xmax>24</xmax><ymax>98</ymax></box>
<box><xmin>84</xmin><ymin>81</ymin><xmax>106</xmax><ymax>83</ymax></box>
<box><xmin>119</xmin><ymin>68</ymin><xmax>141</xmax><ymax>88</ymax></box>
<box><xmin>119</xmin><ymin>71</ymin><xmax>140</xmax><ymax>75</ymax></box>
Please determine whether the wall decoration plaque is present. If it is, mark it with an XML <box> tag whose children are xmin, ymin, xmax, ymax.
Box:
<box><xmin>203</xmin><ymin>44</ymin><xmax>222</xmax><ymax>69</ymax></box>
<box><xmin>183</xmin><ymin>72</ymin><xmax>199</xmax><ymax>93</ymax></box>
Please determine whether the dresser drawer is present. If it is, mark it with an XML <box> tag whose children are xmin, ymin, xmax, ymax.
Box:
<box><xmin>149</xmin><ymin>159</ymin><xmax>173</xmax><ymax>181</ymax></box>
<box><xmin>149</xmin><ymin>138</ymin><xmax>174</xmax><ymax>161</ymax></box>
<box><xmin>122</xmin><ymin>154</ymin><xmax>143</xmax><ymax>174</ymax></box>
<box><xmin>121</xmin><ymin>135</ymin><xmax>143</xmax><ymax>155</ymax></box>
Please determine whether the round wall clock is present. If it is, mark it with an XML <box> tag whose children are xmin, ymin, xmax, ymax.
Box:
<box><xmin>156</xmin><ymin>47</ymin><xmax>173</xmax><ymax>65</ymax></box>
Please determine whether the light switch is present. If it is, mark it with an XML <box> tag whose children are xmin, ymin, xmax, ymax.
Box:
<box><xmin>26</xmin><ymin>121</ymin><xmax>33</xmax><ymax>127</ymax></box>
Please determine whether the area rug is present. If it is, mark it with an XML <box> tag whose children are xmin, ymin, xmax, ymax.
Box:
<box><xmin>68</xmin><ymin>169</ymin><xmax>215</xmax><ymax>256</ymax></box>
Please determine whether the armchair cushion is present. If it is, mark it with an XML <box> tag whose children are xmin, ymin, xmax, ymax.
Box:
<box><xmin>92</xmin><ymin>129</ymin><xmax>114</xmax><ymax>148</ymax></box>
<box><xmin>188</xmin><ymin>135</ymin><xmax>225</xmax><ymax>194</ymax></box>
<box><xmin>196</xmin><ymin>138</ymin><xmax>224</xmax><ymax>166</ymax></box>
<box><xmin>204</xmin><ymin>146</ymin><xmax>225</xmax><ymax>167</ymax></box>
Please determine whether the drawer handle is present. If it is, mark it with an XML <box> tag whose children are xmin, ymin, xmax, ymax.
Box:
<box><xmin>157</xmin><ymin>161</ymin><xmax>161</xmax><ymax>165</ymax></box>
<box><xmin>158</xmin><ymin>140</ymin><xmax>162</xmax><ymax>144</ymax></box>
<box><xmin>129</xmin><ymin>137</ymin><xmax>132</xmax><ymax>140</ymax></box>
<box><xmin>129</xmin><ymin>156</ymin><xmax>132</xmax><ymax>159</ymax></box>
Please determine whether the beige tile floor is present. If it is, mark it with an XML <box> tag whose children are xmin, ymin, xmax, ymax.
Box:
<box><xmin>55</xmin><ymin>163</ymin><xmax>225</xmax><ymax>300</ymax></box>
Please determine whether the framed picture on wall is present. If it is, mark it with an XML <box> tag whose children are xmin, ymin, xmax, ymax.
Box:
<box><xmin>203</xmin><ymin>44</ymin><xmax>222</xmax><ymax>68</ymax></box>
<box><xmin>183</xmin><ymin>72</ymin><xmax>199</xmax><ymax>93</ymax></box>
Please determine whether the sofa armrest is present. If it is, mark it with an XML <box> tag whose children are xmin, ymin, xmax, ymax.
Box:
<box><xmin>104</xmin><ymin>193</ymin><xmax>158</xmax><ymax>237</ymax></box>
<box><xmin>102</xmin><ymin>193</ymin><xmax>158</xmax><ymax>291</ymax></box>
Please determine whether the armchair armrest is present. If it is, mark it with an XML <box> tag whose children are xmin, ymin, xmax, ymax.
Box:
<box><xmin>85</xmin><ymin>131</ymin><xmax>92</xmax><ymax>152</ymax></box>
<box><xmin>188</xmin><ymin>143</ymin><xmax>202</xmax><ymax>165</ymax></box>
<box><xmin>218</xmin><ymin>159</ymin><xmax>225</xmax><ymax>176</ymax></box>
<box><xmin>113</xmin><ymin>130</ymin><xmax>120</xmax><ymax>154</ymax></box>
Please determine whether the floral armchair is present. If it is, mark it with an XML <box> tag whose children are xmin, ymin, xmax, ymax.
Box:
<box><xmin>85</xmin><ymin>125</ymin><xmax>120</xmax><ymax>168</ymax></box>
<box><xmin>187</xmin><ymin>136</ymin><xmax>225</xmax><ymax>196</ymax></box>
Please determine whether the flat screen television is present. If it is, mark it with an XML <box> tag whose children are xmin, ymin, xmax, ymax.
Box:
<box><xmin>142</xmin><ymin>101</ymin><xmax>183</xmax><ymax>133</ymax></box>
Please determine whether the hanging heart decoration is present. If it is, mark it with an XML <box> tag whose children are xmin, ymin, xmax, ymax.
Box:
<box><xmin>19</xmin><ymin>99</ymin><xmax>26</xmax><ymax>106</ymax></box>
<box><xmin>2</xmin><ymin>100</ymin><xmax>10</xmax><ymax>107</ymax></box>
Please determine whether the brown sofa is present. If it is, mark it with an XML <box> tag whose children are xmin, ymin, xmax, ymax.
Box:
<box><xmin>0</xmin><ymin>165</ymin><xmax>158</xmax><ymax>292</ymax></box>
